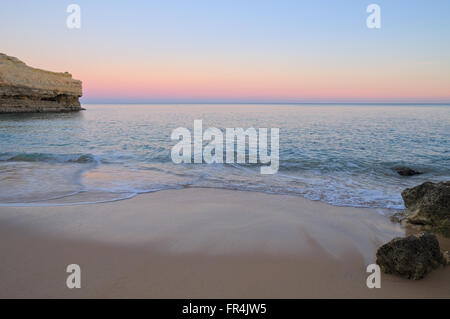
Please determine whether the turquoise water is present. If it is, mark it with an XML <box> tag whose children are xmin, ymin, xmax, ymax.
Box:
<box><xmin>0</xmin><ymin>104</ymin><xmax>449</xmax><ymax>209</ymax></box>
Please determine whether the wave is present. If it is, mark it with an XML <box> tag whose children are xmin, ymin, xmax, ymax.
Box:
<box><xmin>0</xmin><ymin>152</ymin><xmax>100</xmax><ymax>164</ymax></box>
<box><xmin>0</xmin><ymin>152</ymin><xmax>447</xmax><ymax>210</ymax></box>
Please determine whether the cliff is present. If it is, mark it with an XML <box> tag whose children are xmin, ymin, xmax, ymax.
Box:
<box><xmin>0</xmin><ymin>53</ymin><xmax>83</xmax><ymax>113</ymax></box>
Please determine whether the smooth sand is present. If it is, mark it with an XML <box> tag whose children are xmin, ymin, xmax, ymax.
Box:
<box><xmin>0</xmin><ymin>188</ymin><xmax>448</xmax><ymax>298</ymax></box>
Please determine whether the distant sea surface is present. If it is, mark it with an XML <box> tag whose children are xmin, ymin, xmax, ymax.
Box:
<box><xmin>1</xmin><ymin>104</ymin><xmax>449</xmax><ymax>209</ymax></box>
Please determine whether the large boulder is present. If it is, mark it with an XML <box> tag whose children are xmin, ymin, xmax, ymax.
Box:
<box><xmin>376</xmin><ymin>232</ymin><xmax>446</xmax><ymax>280</ymax></box>
<box><xmin>401</xmin><ymin>181</ymin><xmax>450</xmax><ymax>236</ymax></box>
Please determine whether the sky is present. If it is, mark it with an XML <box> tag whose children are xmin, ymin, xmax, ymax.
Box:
<box><xmin>1</xmin><ymin>0</ymin><xmax>450</xmax><ymax>103</ymax></box>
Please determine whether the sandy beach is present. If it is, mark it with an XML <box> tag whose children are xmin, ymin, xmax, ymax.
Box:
<box><xmin>0</xmin><ymin>188</ymin><xmax>448</xmax><ymax>298</ymax></box>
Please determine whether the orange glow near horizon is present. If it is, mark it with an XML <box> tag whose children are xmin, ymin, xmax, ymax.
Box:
<box><xmin>75</xmin><ymin>58</ymin><xmax>450</xmax><ymax>102</ymax></box>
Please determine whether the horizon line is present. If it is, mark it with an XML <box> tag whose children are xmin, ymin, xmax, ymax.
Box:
<box><xmin>80</xmin><ymin>101</ymin><xmax>450</xmax><ymax>106</ymax></box>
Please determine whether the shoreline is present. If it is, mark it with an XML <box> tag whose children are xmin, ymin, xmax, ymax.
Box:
<box><xmin>0</xmin><ymin>185</ymin><xmax>405</xmax><ymax>213</ymax></box>
<box><xmin>0</xmin><ymin>188</ymin><xmax>449</xmax><ymax>298</ymax></box>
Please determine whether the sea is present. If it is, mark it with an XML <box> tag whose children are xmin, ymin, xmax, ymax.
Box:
<box><xmin>0</xmin><ymin>104</ymin><xmax>449</xmax><ymax>210</ymax></box>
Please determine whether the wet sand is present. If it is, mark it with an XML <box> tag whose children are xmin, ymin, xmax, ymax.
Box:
<box><xmin>0</xmin><ymin>188</ymin><xmax>448</xmax><ymax>298</ymax></box>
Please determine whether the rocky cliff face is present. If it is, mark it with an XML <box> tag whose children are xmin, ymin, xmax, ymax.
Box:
<box><xmin>0</xmin><ymin>53</ymin><xmax>83</xmax><ymax>113</ymax></box>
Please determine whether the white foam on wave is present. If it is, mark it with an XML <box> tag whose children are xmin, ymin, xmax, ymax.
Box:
<box><xmin>0</xmin><ymin>156</ymin><xmax>445</xmax><ymax>211</ymax></box>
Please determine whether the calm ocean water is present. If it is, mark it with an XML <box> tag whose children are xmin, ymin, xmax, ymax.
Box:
<box><xmin>0</xmin><ymin>104</ymin><xmax>449</xmax><ymax>209</ymax></box>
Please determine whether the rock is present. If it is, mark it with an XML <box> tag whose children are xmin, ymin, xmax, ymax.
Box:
<box><xmin>376</xmin><ymin>232</ymin><xmax>446</xmax><ymax>280</ymax></box>
<box><xmin>402</xmin><ymin>181</ymin><xmax>450</xmax><ymax>236</ymax></box>
<box><xmin>0</xmin><ymin>53</ymin><xmax>83</xmax><ymax>113</ymax></box>
<box><xmin>394</xmin><ymin>166</ymin><xmax>422</xmax><ymax>176</ymax></box>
